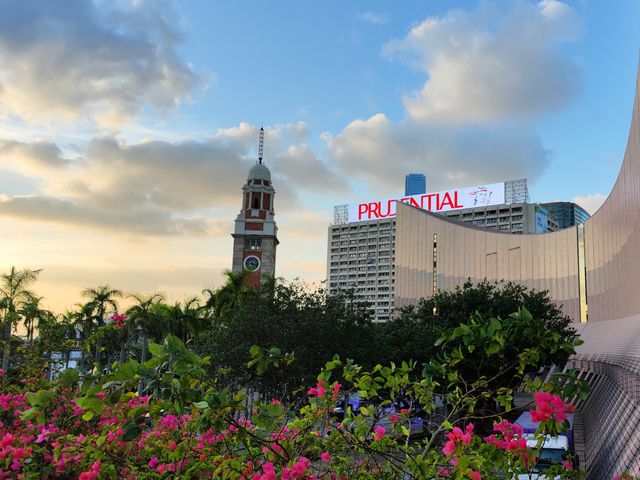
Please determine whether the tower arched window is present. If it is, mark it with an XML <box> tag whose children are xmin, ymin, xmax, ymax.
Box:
<box><xmin>252</xmin><ymin>192</ymin><xmax>261</xmax><ymax>209</ymax></box>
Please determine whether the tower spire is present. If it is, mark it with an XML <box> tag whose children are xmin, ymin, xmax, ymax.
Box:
<box><xmin>258</xmin><ymin>126</ymin><xmax>264</xmax><ymax>165</ymax></box>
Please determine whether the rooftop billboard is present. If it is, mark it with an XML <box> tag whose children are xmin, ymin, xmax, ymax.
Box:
<box><xmin>347</xmin><ymin>182</ymin><xmax>505</xmax><ymax>223</ymax></box>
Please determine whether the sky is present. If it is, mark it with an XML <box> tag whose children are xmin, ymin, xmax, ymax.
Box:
<box><xmin>0</xmin><ymin>0</ymin><xmax>639</xmax><ymax>312</ymax></box>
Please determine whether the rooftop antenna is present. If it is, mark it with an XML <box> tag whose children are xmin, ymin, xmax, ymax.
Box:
<box><xmin>258</xmin><ymin>126</ymin><xmax>264</xmax><ymax>165</ymax></box>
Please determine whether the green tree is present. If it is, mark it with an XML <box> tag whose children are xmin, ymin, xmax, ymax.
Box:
<box><xmin>197</xmin><ymin>281</ymin><xmax>379</xmax><ymax>400</ymax></box>
<box><xmin>213</xmin><ymin>270</ymin><xmax>249</xmax><ymax>318</ymax></box>
<box><xmin>159</xmin><ymin>297</ymin><xmax>208</xmax><ymax>344</ymax></box>
<box><xmin>382</xmin><ymin>280</ymin><xmax>575</xmax><ymax>368</ymax></box>
<box><xmin>78</xmin><ymin>285</ymin><xmax>122</xmax><ymax>368</ymax></box>
<box><xmin>20</xmin><ymin>294</ymin><xmax>50</xmax><ymax>344</ymax></box>
<box><xmin>126</xmin><ymin>293</ymin><xmax>167</xmax><ymax>364</ymax></box>
<box><xmin>0</xmin><ymin>266</ymin><xmax>41</xmax><ymax>370</ymax></box>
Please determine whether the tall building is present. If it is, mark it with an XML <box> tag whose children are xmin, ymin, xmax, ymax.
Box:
<box><xmin>231</xmin><ymin>128</ymin><xmax>278</xmax><ymax>288</ymax></box>
<box><xmin>326</xmin><ymin>179</ymin><xmax>557</xmax><ymax>321</ymax></box>
<box><xmin>542</xmin><ymin>201</ymin><xmax>590</xmax><ymax>229</ymax></box>
<box><xmin>405</xmin><ymin>173</ymin><xmax>426</xmax><ymax>196</ymax></box>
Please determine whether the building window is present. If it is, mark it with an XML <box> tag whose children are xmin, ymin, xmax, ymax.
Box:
<box><xmin>245</xmin><ymin>238</ymin><xmax>262</xmax><ymax>250</ymax></box>
<box><xmin>432</xmin><ymin>233</ymin><xmax>438</xmax><ymax>296</ymax></box>
<box><xmin>251</xmin><ymin>192</ymin><xmax>261</xmax><ymax>209</ymax></box>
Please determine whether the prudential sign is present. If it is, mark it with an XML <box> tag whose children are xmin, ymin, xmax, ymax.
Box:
<box><xmin>347</xmin><ymin>182</ymin><xmax>506</xmax><ymax>223</ymax></box>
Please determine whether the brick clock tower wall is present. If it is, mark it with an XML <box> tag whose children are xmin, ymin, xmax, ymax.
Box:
<box><xmin>231</xmin><ymin>159</ymin><xmax>278</xmax><ymax>288</ymax></box>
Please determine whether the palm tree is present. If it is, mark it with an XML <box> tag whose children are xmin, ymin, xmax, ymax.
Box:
<box><xmin>201</xmin><ymin>287</ymin><xmax>217</xmax><ymax>315</ymax></box>
<box><xmin>20</xmin><ymin>294</ymin><xmax>50</xmax><ymax>343</ymax></box>
<box><xmin>159</xmin><ymin>297</ymin><xmax>206</xmax><ymax>344</ymax></box>
<box><xmin>0</xmin><ymin>267</ymin><xmax>41</xmax><ymax>370</ymax></box>
<box><xmin>214</xmin><ymin>270</ymin><xmax>250</xmax><ymax>319</ymax></box>
<box><xmin>79</xmin><ymin>285</ymin><xmax>122</xmax><ymax>367</ymax></box>
<box><xmin>126</xmin><ymin>293</ymin><xmax>166</xmax><ymax>364</ymax></box>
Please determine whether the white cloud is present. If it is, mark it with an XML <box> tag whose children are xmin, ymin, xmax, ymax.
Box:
<box><xmin>357</xmin><ymin>11</ymin><xmax>390</xmax><ymax>25</ymax></box>
<box><xmin>324</xmin><ymin>113</ymin><xmax>549</xmax><ymax>194</ymax></box>
<box><xmin>382</xmin><ymin>0</ymin><xmax>582</xmax><ymax>124</ymax></box>
<box><xmin>0</xmin><ymin>123</ymin><xmax>346</xmax><ymax>235</ymax></box>
<box><xmin>0</xmin><ymin>0</ymin><xmax>199</xmax><ymax>128</ymax></box>
<box><xmin>0</xmin><ymin>139</ymin><xmax>69</xmax><ymax>172</ymax></box>
<box><xmin>573</xmin><ymin>193</ymin><xmax>606</xmax><ymax>215</ymax></box>
<box><xmin>325</xmin><ymin>1</ymin><xmax>581</xmax><ymax>194</ymax></box>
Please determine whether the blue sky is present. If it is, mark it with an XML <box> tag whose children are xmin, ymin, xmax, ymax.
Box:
<box><xmin>0</xmin><ymin>0</ymin><xmax>638</xmax><ymax>310</ymax></box>
<box><xmin>146</xmin><ymin>0</ymin><xmax>640</xmax><ymax>203</ymax></box>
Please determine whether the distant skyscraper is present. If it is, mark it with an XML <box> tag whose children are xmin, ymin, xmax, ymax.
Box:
<box><xmin>405</xmin><ymin>173</ymin><xmax>426</xmax><ymax>196</ymax></box>
<box><xmin>542</xmin><ymin>202</ymin><xmax>591</xmax><ymax>229</ymax></box>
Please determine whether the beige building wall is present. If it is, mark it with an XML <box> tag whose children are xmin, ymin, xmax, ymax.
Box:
<box><xmin>395</xmin><ymin>207</ymin><xmax>580</xmax><ymax>320</ymax></box>
<box><xmin>583</xmin><ymin>73</ymin><xmax>640</xmax><ymax>322</ymax></box>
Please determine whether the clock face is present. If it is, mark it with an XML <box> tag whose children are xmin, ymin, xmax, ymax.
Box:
<box><xmin>243</xmin><ymin>255</ymin><xmax>261</xmax><ymax>272</ymax></box>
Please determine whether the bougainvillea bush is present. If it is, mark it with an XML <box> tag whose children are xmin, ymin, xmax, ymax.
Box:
<box><xmin>0</xmin><ymin>308</ymin><xmax>631</xmax><ymax>479</ymax></box>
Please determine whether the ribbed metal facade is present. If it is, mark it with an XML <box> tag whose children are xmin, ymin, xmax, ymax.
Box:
<box><xmin>395</xmin><ymin>208</ymin><xmax>580</xmax><ymax>319</ymax></box>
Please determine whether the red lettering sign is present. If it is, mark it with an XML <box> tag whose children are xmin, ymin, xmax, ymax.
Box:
<box><xmin>358</xmin><ymin>203</ymin><xmax>369</xmax><ymax>220</ymax></box>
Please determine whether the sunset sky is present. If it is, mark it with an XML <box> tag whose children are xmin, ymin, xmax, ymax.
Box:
<box><xmin>0</xmin><ymin>0</ymin><xmax>639</xmax><ymax>312</ymax></box>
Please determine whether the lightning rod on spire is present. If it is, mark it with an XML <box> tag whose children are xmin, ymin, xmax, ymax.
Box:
<box><xmin>258</xmin><ymin>127</ymin><xmax>264</xmax><ymax>165</ymax></box>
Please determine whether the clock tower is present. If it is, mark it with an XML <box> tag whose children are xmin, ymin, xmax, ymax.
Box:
<box><xmin>231</xmin><ymin>128</ymin><xmax>278</xmax><ymax>288</ymax></box>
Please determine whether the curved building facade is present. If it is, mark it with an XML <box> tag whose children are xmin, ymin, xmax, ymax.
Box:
<box><xmin>394</xmin><ymin>67</ymin><xmax>640</xmax><ymax>477</ymax></box>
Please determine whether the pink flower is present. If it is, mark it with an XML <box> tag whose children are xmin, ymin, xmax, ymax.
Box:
<box><xmin>110</xmin><ymin>313</ymin><xmax>128</xmax><ymax>329</ymax></box>
<box><xmin>374</xmin><ymin>425</ymin><xmax>385</xmax><ymax>441</ymax></box>
<box><xmin>470</xmin><ymin>472</ymin><xmax>481</xmax><ymax>480</ymax></box>
<box><xmin>443</xmin><ymin>424</ymin><xmax>475</xmax><ymax>455</ymax></box>
<box><xmin>308</xmin><ymin>380</ymin><xmax>327</xmax><ymax>397</ymax></box>
<box><xmin>261</xmin><ymin>462</ymin><xmax>277</xmax><ymax>480</ymax></box>
<box><xmin>332</xmin><ymin>382</ymin><xmax>342</xmax><ymax>399</ymax></box>
<box><xmin>443</xmin><ymin>439</ymin><xmax>456</xmax><ymax>456</ymax></box>
<box><xmin>320</xmin><ymin>451</ymin><xmax>331</xmax><ymax>463</ymax></box>
<box><xmin>79</xmin><ymin>461</ymin><xmax>100</xmax><ymax>480</ymax></box>
<box><xmin>271</xmin><ymin>399</ymin><xmax>281</xmax><ymax>405</ymax></box>
<box><xmin>530</xmin><ymin>391</ymin><xmax>570</xmax><ymax>424</ymax></box>
<box><xmin>148</xmin><ymin>457</ymin><xmax>159</xmax><ymax>468</ymax></box>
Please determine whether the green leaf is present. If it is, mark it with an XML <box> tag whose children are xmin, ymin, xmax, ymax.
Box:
<box><xmin>452</xmin><ymin>325</ymin><xmax>470</xmax><ymax>339</ymax></box>
<box><xmin>485</xmin><ymin>341</ymin><xmax>501</xmax><ymax>355</ymax></box>
<box><xmin>20</xmin><ymin>407</ymin><xmax>37</xmax><ymax>421</ymax></box>
<box><xmin>110</xmin><ymin>390</ymin><xmax>122</xmax><ymax>404</ymax></box>
<box><xmin>249</xmin><ymin>345</ymin><xmax>263</xmax><ymax>358</ymax></box>
<box><xmin>123</xmin><ymin>423</ymin><xmax>142</xmax><ymax>441</ymax></box>
<box><xmin>193</xmin><ymin>401</ymin><xmax>209</xmax><ymax>409</ymax></box>
<box><xmin>59</xmin><ymin>369</ymin><xmax>79</xmax><ymax>388</ymax></box>
<box><xmin>487</xmin><ymin>317</ymin><xmax>502</xmax><ymax>337</ymax></box>
<box><xmin>82</xmin><ymin>411</ymin><xmax>94</xmax><ymax>421</ymax></box>
<box><xmin>148</xmin><ymin>342</ymin><xmax>163</xmax><ymax>357</ymax></box>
